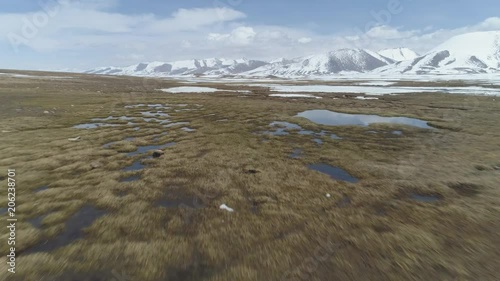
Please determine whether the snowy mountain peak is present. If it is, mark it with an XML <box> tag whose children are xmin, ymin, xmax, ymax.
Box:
<box><xmin>86</xmin><ymin>58</ymin><xmax>268</xmax><ymax>76</ymax></box>
<box><xmin>376</xmin><ymin>31</ymin><xmax>500</xmax><ymax>75</ymax></box>
<box><xmin>87</xmin><ymin>32</ymin><xmax>500</xmax><ymax>77</ymax></box>
<box><xmin>378</xmin><ymin>48</ymin><xmax>419</xmax><ymax>62</ymax></box>
<box><xmin>246</xmin><ymin>48</ymin><xmax>393</xmax><ymax>77</ymax></box>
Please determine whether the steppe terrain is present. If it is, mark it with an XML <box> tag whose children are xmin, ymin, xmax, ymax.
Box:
<box><xmin>0</xmin><ymin>70</ymin><xmax>499</xmax><ymax>281</ymax></box>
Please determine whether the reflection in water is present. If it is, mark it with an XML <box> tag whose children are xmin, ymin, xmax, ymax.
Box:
<box><xmin>127</xmin><ymin>142</ymin><xmax>176</xmax><ymax>157</ymax></box>
<box><xmin>24</xmin><ymin>206</ymin><xmax>107</xmax><ymax>254</ymax></box>
<box><xmin>34</xmin><ymin>185</ymin><xmax>49</xmax><ymax>193</ymax></box>
<box><xmin>313</xmin><ymin>138</ymin><xmax>323</xmax><ymax>145</ymax></box>
<box><xmin>73</xmin><ymin>123</ymin><xmax>120</xmax><ymax>129</ymax></box>
<box><xmin>308</xmin><ymin>164</ymin><xmax>359</xmax><ymax>183</ymax></box>
<box><xmin>297</xmin><ymin>110</ymin><xmax>433</xmax><ymax>129</ymax></box>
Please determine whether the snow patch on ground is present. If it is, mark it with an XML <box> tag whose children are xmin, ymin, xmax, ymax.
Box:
<box><xmin>356</xmin><ymin>81</ymin><xmax>396</xmax><ymax>86</ymax></box>
<box><xmin>160</xmin><ymin>87</ymin><xmax>220</xmax><ymax>93</ymax></box>
<box><xmin>355</xmin><ymin>96</ymin><xmax>379</xmax><ymax>100</ymax></box>
<box><xmin>246</xmin><ymin>84</ymin><xmax>500</xmax><ymax>96</ymax></box>
<box><xmin>270</xmin><ymin>94</ymin><xmax>322</xmax><ymax>99</ymax></box>
<box><xmin>159</xmin><ymin>87</ymin><xmax>253</xmax><ymax>94</ymax></box>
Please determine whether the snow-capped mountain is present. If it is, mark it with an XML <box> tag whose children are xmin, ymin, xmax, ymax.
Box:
<box><xmin>86</xmin><ymin>58</ymin><xmax>268</xmax><ymax>76</ymax></box>
<box><xmin>246</xmin><ymin>49</ymin><xmax>394</xmax><ymax>76</ymax></box>
<box><xmin>376</xmin><ymin>31</ymin><xmax>500</xmax><ymax>75</ymax></box>
<box><xmin>378</xmin><ymin>48</ymin><xmax>419</xmax><ymax>62</ymax></box>
<box><xmin>86</xmin><ymin>31</ymin><xmax>500</xmax><ymax>77</ymax></box>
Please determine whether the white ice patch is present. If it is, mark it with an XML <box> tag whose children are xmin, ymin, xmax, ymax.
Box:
<box><xmin>160</xmin><ymin>87</ymin><xmax>253</xmax><ymax>94</ymax></box>
<box><xmin>160</xmin><ymin>87</ymin><xmax>220</xmax><ymax>93</ymax></box>
<box><xmin>270</xmin><ymin>94</ymin><xmax>322</xmax><ymax>99</ymax></box>
<box><xmin>252</xmin><ymin>84</ymin><xmax>500</xmax><ymax>96</ymax></box>
<box><xmin>219</xmin><ymin>204</ymin><xmax>234</xmax><ymax>212</ymax></box>
<box><xmin>355</xmin><ymin>96</ymin><xmax>379</xmax><ymax>100</ymax></box>
<box><xmin>356</xmin><ymin>81</ymin><xmax>396</xmax><ymax>86</ymax></box>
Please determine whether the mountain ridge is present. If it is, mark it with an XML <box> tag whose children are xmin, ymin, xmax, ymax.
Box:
<box><xmin>86</xmin><ymin>31</ymin><xmax>500</xmax><ymax>77</ymax></box>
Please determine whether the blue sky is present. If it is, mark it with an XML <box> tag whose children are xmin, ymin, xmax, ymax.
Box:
<box><xmin>1</xmin><ymin>0</ymin><xmax>499</xmax><ymax>70</ymax></box>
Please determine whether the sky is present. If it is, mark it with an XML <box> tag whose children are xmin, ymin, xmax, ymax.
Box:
<box><xmin>1</xmin><ymin>0</ymin><xmax>499</xmax><ymax>70</ymax></box>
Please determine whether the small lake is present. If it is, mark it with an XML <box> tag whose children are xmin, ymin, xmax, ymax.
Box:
<box><xmin>297</xmin><ymin>110</ymin><xmax>433</xmax><ymax>129</ymax></box>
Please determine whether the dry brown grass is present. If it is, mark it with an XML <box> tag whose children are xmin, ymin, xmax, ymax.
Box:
<box><xmin>0</xmin><ymin>70</ymin><xmax>499</xmax><ymax>280</ymax></box>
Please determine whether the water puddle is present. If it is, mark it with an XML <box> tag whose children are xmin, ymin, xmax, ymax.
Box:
<box><xmin>271</xmin><ymin>121</ymin><xmax>301</xmax><ymax>130</ymax></box>
<box><xmin>298</xmin><ymin>130</ymin><xmax>315</xmax><ymax>135</ymax></box>
<box><xmin>120</xmin><ymin>175</ymin><xmax>141</xmax><ymax>182</ymax></box>
<box><xmin>308</xmin><ymin>164</ymin><xmax>359</xmax><ymax>183</ymax></box>
<box><xmin>124</xmin><ymin>104</ymin><xmax>145</xmax><ymax>108</ymax></box>
<box><xmin>392</xmin><ymin>130</ymin><xmax>403</xmax><ymax>135</ymax></box>
<box><xmin>181</xmin><ymin>127</ymin><xmax>196</xmax><ymax>132</ymax></box>
<box><xmin>0</xmin><ymin>208</ymin><xmax>7</xmax><ymax>215</ymax></box>
<box><xmin>73</xmin><ymin>123</ymin><xmax>120</xmax><ymax>129</ymax></box>
<box><xmin>141</xmin><ymin>111</ymin><xmax>170</xmax><ymax>117</ymax></box>
<box><xmin>103</xmin><ymin>137</ymin><xmax>135</xmax><ymax>149</ymax></box>
<box><xmin>262</xmin><ymin>121</ymin><xmax>345</xmax><ymax>140</ymax></box>
<box><xmin>289</xmin><ymin>148</ymin><xmax>303</xmax><ymax>159</ymax></box>
<box><xmin>410</xmin><ymin>193</ymin><xmax>442</xmax><ymax>203</ymax></box>
<box><xmin>146</xmin><ymin>104</ymin><xmax>170</xmax><ymax>110</ymax></box>
<box><xmin>126</xmin><ymin>142</ymin><xmax>176</xmax><ymax>157</ymax></box>
<box><xmin>29</xmin><ymin>214</ymin><xmax>49</xmax><ymax>228</ymax></box>
<box><xmin>313</xmin><ymin>138</ymin><xmax>323</xmax><ymax>145</ymax></box>
<box><xmin>164</xmin><ymin>122</ymin><xmax>190</xmax><ymax>128</ymax></box>
<box><xmin>91</xmin><ymin>116</ymin><xmax>135</xmax><ymax>122</ymax></box>
<box><xmin>24</xmin><ymin>205</ymin><xmax>107</xmax><ymax>254</ymax></box>
<box><xmin>34</xmin><ymin>185</ymin><xmax>49</xmax><ymax>193</ymax></box>
<box><xmin>297</xmin><ymin>110</ymin><xmax>433</xmax><ymax>129</ymax></box>
<box><xmin>123</xmin><ymin>160</ymin><xmax>145</xmax><ymax>172</ymax></box>
<box><xmin>330</xmin><ymin>134</ymin><xmax>342</xmax><ymax>140</ymax></box>
<box><xmin>142</xmin><ymin>118</ymin><xmax>171</xmax><ymax>124</ymax></box>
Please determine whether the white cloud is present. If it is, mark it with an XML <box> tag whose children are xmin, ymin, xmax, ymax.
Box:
<box><xmin>298</xmin><ymin>37</ymin><xmax>312</xmax><ymax>44</ymax></box>
<box><xmin>0</xmin><ymin>1</ymin><xmax>499</xmax><ymax>71</ymax></box>
<box><xmin>208</xmin><ymin>26</ymin><xmax>256</xmax><ymax>45</ymax></box>
<box><xmin>366</xmin><ymin>25</ymin><xmax>418</xmax><ymax>39</ymax></box>
<box><xmin>147</xmin><ymin>8</ymin><xmax>246</xmax><ymax>33</ymax></box>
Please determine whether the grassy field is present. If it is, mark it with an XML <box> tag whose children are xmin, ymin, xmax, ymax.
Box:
<box><xmin>0</xmin><ymin>71</ymin><xmax>499</xmax><ymax>281</ymax></box>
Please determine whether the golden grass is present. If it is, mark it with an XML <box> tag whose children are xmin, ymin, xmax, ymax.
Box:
<box><xmin>0</xmin><ymin>71</ymin><xmax>499</xmax><ymax>280</ymax></box>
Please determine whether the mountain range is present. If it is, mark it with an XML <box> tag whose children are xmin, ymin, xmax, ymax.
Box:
<box><xmin>86</xmin><ymin>31</ymin><xmax>500</xmax><ymax>77</ymax></box>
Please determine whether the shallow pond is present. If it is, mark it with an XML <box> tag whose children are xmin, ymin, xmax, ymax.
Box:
<box><xmin>126</xmin><ymin>142</ymin><xmax>176</xmax><ymax>157</ymax></box>
<box><xmin>24</xmin><ymin>205</ymin><xmax>107</xmax><ymax>254</ymax></box>
<box><xmin>164</xmin><ymin>122</ymin><xmax>190</xmax><ymax>128</ymax></box>
<box><xmin>297</xmin><ymin>110</ymin><xmax>433</xmax><ymax>129</ymax></box>
<box><xmin>73</xmin><ymin>123</ymin><xmax>120</xmax><ymax>129</ymax></box>
<box><xmin>308</xmin><ymin>164</ymin><xmax>359</xmax><ymax>183</ymax></box>
<box><xmin>34</xmin><ymin>185</ymin><xmax>49</xmax><ymax>193</ymax></box>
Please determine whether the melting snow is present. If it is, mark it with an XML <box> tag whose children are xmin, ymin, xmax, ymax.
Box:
<box><xmin>355</xmin><ymin>96</ymin><xmax>379</xmax><ymax>100</ymax></box>
<box><xmin>160</xmin><ymin>87</ymin><xmax>220</xmax><ymax>93</ymax></box>
<box><xmin>270</xmin><ymin>94</ymin><xmax>322</xmax><ymax>99</ymax></box>
<box><xmin>252</xmin><ymin>84</ymin><xmax>499</xmax><ymax>96</ymax></box>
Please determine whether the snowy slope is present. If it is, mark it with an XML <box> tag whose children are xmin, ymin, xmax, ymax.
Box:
<box><xmin>245</xmin><ymin>49</ymin><xmax>393</xmax><ymax>76</ymax></box>
<box><xmin>376</xmin><ymin>31</ymin><xmax>500</xmax><ymax>75</ymax></box>
<box><xmin>86</xmin><ymin>58</ymin><xmax>268</xmax><ymax>76</ymax></box>
<box><xmin>86</xmin><ymin>31</ymin><xmax>500</xmax><ymax>77</ymax></box>
<box><xmin>378</xmin><ymin>48</ymin><xmax>419</xmax><ymax>62</ymax></box>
